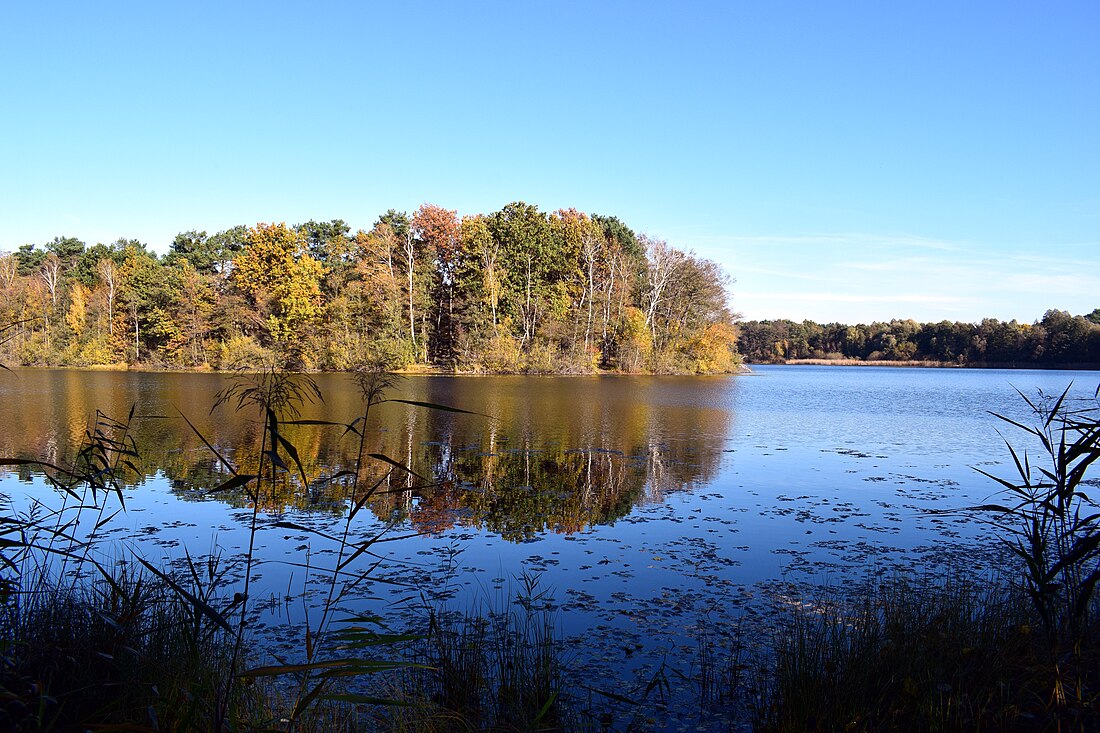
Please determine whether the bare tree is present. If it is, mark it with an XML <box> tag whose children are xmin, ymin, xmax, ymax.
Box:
<box><xmin>402</xmin><ymin>228</ymin><xmax>417</xmax><ymax>356</ymax></box>
<box><xmin>97</xmin><ymin>258</ymin><xmax>117</xmax><ymax>335</ymax></box>
<box><xmin>640</xmin><ymin>235</ymin><xmax>685</xmax><ymax>344</ymax></box>
<box><xmin>579</xmin><ymin>227</ymin><xmax>603</xmax><ymax>352</ymax></box>
<box><xmin>0</xmin><ymin>254</ymin><xmax>16</xmax><ymax>290</ymax></box>
<box><xmin>39</xmin><ymin>253</ymin><xmax>62</xmax><ymax>307</ymax></box>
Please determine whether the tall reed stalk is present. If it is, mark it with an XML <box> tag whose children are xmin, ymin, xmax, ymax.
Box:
<box><xmin>966</xmin><ymin>385</ymin><xmax>1100</xmax><ymax>707</ymax></box>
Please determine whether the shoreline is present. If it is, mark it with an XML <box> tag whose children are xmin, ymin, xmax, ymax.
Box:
<box><xmin>778</xmin><ymin>358</ymin><xmax>954</xmax><ymax>367</ymax></box>
<box><xmin>750</xmin><ymin>358</ymin><xmax>1099</xmax><ymax>371</ymax></box>
<box><xmin>3</xmin><ymin>363</ymin><xmax>754</xmax><ymax>377</ymax></box>
<box><xmin>8</xmin><ymin>360</ymin><xmax>1097</xmax><ymax>374</ymax></box>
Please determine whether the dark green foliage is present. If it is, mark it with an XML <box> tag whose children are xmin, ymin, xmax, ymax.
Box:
<box><xmin>739</xmin><ymin>312</ymin><xmax>1100</xmax><ymax>367</ymax></box>
<box><xmin>297</xmin><ymin>218</ymin><xmax>352</xmax><ymax>267</ymax></box>
<box><xmin>73</xmin><ymin>242</ymin><xmax>118</xmax><ymax>286</ymax></box>
<box><xmin>13</xmin><ymin>245</ymin><xmax>45</xmax><ymax>277</ymax></box>
<box><xmin>44</xmin><ymin>236</ymin><xmax>86</xmax><ymax>269</ymax></box>
<box><xmin>592</xmin><ymin>214</ymin><xmax>642</xmax><ymax>262</ymax></box>
<box><xmin>376</xmin><ymin>209</ymin><xmax>410</xmax><ymax>242</ymax></box>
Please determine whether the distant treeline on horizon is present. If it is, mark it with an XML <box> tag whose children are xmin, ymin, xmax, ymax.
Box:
<box><xmin>0</xmin><ymin>203</ymin><xmax>740</xmax><ymax>374</ymax></box>
<box><xmin>738</xmin><ymin>310</ymin><xmax>1100</xmax><ymax>367</ymax></box>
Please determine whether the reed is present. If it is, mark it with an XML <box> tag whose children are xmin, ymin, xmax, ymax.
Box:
<box><xmin>0</xmin><ymin>564</ymin><xmax>271</xmax><ymax>731</ymax></box>
<box><xmin>376</xmin><ymin>574</ymin><xmax>568</xmax><ymax>732</ymax></box>
<box><xmin>964</xmin><ymin>384</ymin><xmax>1100</xmax><ymax>719</ymax></box>
<box><xmin>746</xmin><ymin>576</ymin><xmax>1050</xmax><ymax>732</ymax></box>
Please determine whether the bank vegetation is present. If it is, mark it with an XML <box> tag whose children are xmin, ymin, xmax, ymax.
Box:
<box><xmin>0</xmin><ymin>204</ymin><xmax>740</xmax><ymax>375</ymax></box>
<box><xmin>740</xmin><ymin>310</ymin><xmax>1100</xmax><ymax>368</ymax></box>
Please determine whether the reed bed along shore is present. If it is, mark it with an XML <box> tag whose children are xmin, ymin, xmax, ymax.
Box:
<box><xmin>779</xmin><ymin>358</ymin><xmax>955</xmax><ymax>367</ymax></box>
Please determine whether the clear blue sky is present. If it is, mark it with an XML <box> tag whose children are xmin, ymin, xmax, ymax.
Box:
<box><xmin>2</xmin><ymin>1</ymin><xmax>1097</xmax><ymax>324</ymax></box>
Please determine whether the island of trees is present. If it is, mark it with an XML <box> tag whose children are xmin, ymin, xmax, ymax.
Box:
<box><xmin>739</xmin><ymin>309</ymin><xmax>1100</xmax><ymax>368</ymax></box>
<box><xmin>0</xmin><ymin>203</ymin><xmax>740</xmax><ymax>374</ymax></box>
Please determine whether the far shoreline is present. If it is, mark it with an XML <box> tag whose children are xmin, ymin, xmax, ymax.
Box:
<box><xmin>751</xmin><ymin>358</ymin><xmax>1099</xmax><ymax>371</ymax></box>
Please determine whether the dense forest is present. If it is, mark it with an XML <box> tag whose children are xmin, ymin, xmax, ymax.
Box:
<box><xmin>739</xmin><ymin>309</ymin><xmax>1100</xmax><ymax>367</ymax></box>
<box><xmin>0</xmin><ymin>203</ymin><xmax>740</xmax><ymax>374</ymax></box>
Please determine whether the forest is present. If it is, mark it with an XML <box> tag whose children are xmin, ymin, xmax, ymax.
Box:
<box><xmin>739</xmin><ymin>309</ymin><xmax>1100</xmax><ymax>367</ymax></box>
<box><xmin>0</xmin><ymin>203</ymin><xmax>741</xmax><ymax>374</ymax></box>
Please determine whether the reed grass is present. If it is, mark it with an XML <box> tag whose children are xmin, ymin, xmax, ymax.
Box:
<box><xmin>373</xmin><ymin>578</ymin><xmax>568</xmax><ymax>732</ymax></box>
<box><xmin>0</xmin><ymin>563</ymin><xmax>273</xmax><ymax>732</ymax></box>
<box><xmin>744</xmin><ymin>576</ymin><xmax>1063</xmax><ymax>732</ymax></box>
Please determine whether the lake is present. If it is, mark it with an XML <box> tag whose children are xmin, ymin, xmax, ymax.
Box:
<box><xmin>2</xmin><ymin>365</ymin><xmax>1097</xmax><ymax>723</ymax></box>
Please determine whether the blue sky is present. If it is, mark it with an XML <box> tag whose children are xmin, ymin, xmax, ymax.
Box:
<box><xmin>1</xmin><ymin>1</ymin><xmax>1097</xmax><ymax>324</ymax></box>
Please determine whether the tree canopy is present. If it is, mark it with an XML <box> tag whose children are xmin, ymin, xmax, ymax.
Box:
<box><xmin>738</xmin><ymin>310</ymin><xmax>1100</xmax><ymax>367</ymax></box>
<box><xmin>0</xmin><ymin>203</ymin><xmax>740</xmax><ymax>374</ymax></box>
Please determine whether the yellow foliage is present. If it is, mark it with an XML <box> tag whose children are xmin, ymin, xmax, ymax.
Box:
<box><xmin>233</xmin><ymin>223</ymin><xmax>323</xmax><ymax>343</ymax></box>
<box><xmin>65</xmin><ymin>283</ymin><xmax>88</xmax><ymax>337</ymax></box>
<box><xmin>684</xmin><ymin>322</ymin><xmax>742</xmax><ymax>373</ymax></box>
<box><xmin>617</xmin><ymin>307</ymin><xmax>652</xmax><ymax>372</ymax></box>
<box><xmin>482</xmin><ymin>331</ymin><xmax>523</xmax><ymax>373</ymax></box>
<box><xmin>217</xmin><ymin>334</ymin><xmax>275</xmax><ymax>370</ymax></box>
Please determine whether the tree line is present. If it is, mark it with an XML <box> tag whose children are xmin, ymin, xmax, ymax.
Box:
<box><xmin>739</xmin><ymin>309</ymin><xmax>1100</xmax><ymax>367</ymax></box>
<box><xmin>0</xmin><ymin>203</ymin><xmax>741</xmax><ymax>374</ymax></box>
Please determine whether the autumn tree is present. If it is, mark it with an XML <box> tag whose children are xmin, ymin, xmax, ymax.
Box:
<box><xmin>638</xmin><ymin>235</ymin><xmax>684</xmax><ymax>353</ymax></box>
<box><xmin>489</xmin><ymin>202</ymin><xmax>557</xmax><ymax>348</ymax></box>
<box><xmin>116</xmin><ymin>248</ymin><xmax>147</xmax><ymax>362</ymax></box>
<box><xmin>170</xmin><ymin>259</ymin><xmax>216</xmax><ymax>366</ymax></box>
<box><xmin>96</xmin><ymin>258</ymin><xmax>119</xmax><ymax>337</ymax></box>
<box><xmin>365</xmin><ymin>210</ymin><xmax>426</xmax><ymax>359</ymax></box>
<box><xmin>231</xmin><ymin>222</ymin><xmax>323</xmax><ymax>366</ymax></box>
<box><xmin>0</xmin><ymin>205</ymin><xmax>753</xmax><ymax>372</ymax></box>
<box><xmin>411</xmin><ymin>204</ymin><xmax>460</xmax><ymax>363</ymax></box>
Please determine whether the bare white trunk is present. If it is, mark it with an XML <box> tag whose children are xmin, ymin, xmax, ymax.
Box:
<box><xmin>97</xmin><ymin>259</ymin><xmax>117</xmax><ymax>336</ymax></box>
<box><xmin>404</xmin><ymin>231</ymin><xmax>416</xmax><ymax>353</ymax></box>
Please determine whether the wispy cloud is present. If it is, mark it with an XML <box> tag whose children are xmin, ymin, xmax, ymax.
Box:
<box><xmin>712</xmin><ymin>228</ymin><xmax>1100</xmax><ymax>322</ymax></box>
<box><xmin>692</xmin><ymin>232</ymin><xmax>964</xmax><ymax>252</ymax></box>
<box><xmin>1002</xmin><ymin>252</ymin><xmax>1100</xmax><ymax>270</ymax></box>
<box><xmin>738</xmin><ymin>291</ymin><xmax>975</xmax><ymax>306</ymax></box>
<box><xmin>841</xmin><ymin>256</ymin><xmax>938</xmax><ymax>272</ymax></box>
<box><xmin>1001</xmin><ymin>272</ymin><xmax>1100</xmax><ymax>293</ymax></box>
<box><xmin>733</xmin><ymin>265</ymin><xmax>833</xmax><ymax>282</ymax></box>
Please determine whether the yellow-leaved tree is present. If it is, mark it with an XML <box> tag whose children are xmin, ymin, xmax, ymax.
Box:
<box><xmin>684</xmin><ymin>322</ymin><xmax>742</xmax><ymax>373</ymax></box>
<box><xmin>232</xmin><ymin>223</ymin><xmax>323</xmax><ymax>365</ymax></box>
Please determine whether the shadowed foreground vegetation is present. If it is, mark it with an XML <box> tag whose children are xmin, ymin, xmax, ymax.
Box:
<box><xmin>748</xmin><ymin>577</ymin><xmax>1096</xmax><ymax>732</ymax></box>
<box><xmin>1</xmin><ymin>374</ymin><xmax>1099</xmax><ymax>731</ymax></box>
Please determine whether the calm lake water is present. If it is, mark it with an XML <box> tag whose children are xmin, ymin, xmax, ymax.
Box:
<box><xmin>3</xmin><ymin>365</ymin><xmax>1098</xmax><ymax>722</ymax></box>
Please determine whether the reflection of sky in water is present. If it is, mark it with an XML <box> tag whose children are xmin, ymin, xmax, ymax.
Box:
<box><xmin>3</xmin><ymin>366</ymin><xmax>1097</xmax><ymax>727</ymax></box>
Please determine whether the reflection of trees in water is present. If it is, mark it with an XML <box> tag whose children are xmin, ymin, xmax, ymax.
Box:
<box><xmin>366</xmin><ymin>378</ymin><xmax>731</xmax><ymax>538</ymax></box>
<box><xmin>400</xmin><ymin>444</ymin><xmax>642</xmax><ymax>541</ymax></box>
<box><xmin>0</xmin><ymin>372</ymin><xmax>734</xmax><ymax>537</ymax></box>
